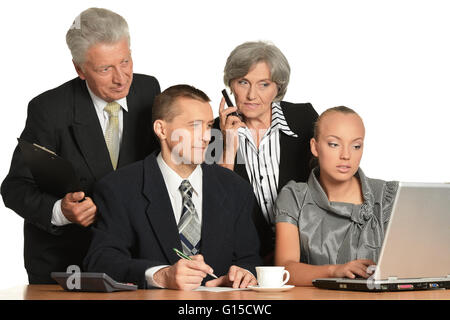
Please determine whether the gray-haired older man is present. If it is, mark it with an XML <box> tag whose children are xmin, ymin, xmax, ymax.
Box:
<box><xmin>1</xmin><ymin>8</ymin><xmax>160</xmax><ymax>284</ymax></box>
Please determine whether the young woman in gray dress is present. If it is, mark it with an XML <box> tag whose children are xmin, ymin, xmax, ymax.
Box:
<box><xmin>274</xmin><ymin>106</ymin><xmax>398</xmax><ymax>286</ymax></box>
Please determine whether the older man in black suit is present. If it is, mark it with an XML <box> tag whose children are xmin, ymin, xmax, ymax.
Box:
<box><xmin>1</xmin><ymin>8</ymin><xmax>160</xmax><ymax>284</ymax></box>
<box><xmin>84</xmin><ymin>85</ymin><xmax>261</xmax><ymax>290</ymax></box>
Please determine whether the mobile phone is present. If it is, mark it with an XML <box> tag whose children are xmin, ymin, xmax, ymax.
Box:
<box><xmin>221</xmin><ymin>89</ymin><xmax>241</xmax><ymax>119</ymax></box>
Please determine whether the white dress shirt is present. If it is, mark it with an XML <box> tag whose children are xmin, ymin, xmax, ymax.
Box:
<box><xmin>51</xmin><ymin>83</ymin><xmax>128</xmax><ymax>226</ymax></box>
<box><xmin>237</xmin><ymin>102</ymin><xmax>298</xmax><ymax>227</ymax></box>
<box><xmin>145</xmin><ymin>152</ymin><xmax>203</xmax><ymax>288</ymax></box>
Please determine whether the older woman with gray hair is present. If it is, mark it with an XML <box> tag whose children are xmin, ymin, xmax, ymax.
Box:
<box><xmin>213</xmin><ymin>41</ymin><xmax>318</xmax><ymax>263</ymax></box>
<box><xmin>1</xmin><ymin>7</ymin><xmax>160</xmax><ymax>283</ymax></box>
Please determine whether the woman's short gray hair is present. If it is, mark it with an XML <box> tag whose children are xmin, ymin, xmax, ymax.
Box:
<box><xmin>223</xmin><ymin>41</ymin><xmax>291</xmax><ymax>101</ymax></box>
<box><xmin>66</xmin><ymin>8</ymin><xmax>130</xmax><ymax>66</ymax></box>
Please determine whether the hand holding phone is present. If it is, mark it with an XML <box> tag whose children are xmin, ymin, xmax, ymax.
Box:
<box><xmin>218</xmin><ymin>90</ymin><xmax>245</xmax><ymax>170</ymax></box>
<box><xmin>221</xmin><ymin>89</ymin><xmax>241</xmax><ymax>119</ymax></box>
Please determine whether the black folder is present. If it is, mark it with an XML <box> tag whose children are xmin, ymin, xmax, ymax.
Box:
<box><xmin>17</xmin><ymin>138</ymin><xmax>81</xmax><ymax>198</ymax></box>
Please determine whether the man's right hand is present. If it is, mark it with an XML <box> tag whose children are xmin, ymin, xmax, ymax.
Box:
<box><xmin>61</xmin><ymin>192</ymin><xmax>97</xmax><ymax>227</ymax></box>
<box><xmin>153</xmin><ymin>255</ymin><xmax>214</xmax><ymax>291</ymax></box>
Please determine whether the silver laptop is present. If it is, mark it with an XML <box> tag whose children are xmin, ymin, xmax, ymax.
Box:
<box><xmin>313</xmin><ymin>182</ymin><xmax>450</xmax><ymax>292</ymax></box>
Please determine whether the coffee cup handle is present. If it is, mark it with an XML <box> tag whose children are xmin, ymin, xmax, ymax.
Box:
<box><xmin>281</xmin><ymin>270</ymin><xmax>290</xmax><ymax>286</ymax></box>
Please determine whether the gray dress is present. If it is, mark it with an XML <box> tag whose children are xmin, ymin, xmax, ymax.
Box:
<box><xmin>274</xmin><ymin>167</ymin><xmax>398</xmax><ymax>265</ymax></box>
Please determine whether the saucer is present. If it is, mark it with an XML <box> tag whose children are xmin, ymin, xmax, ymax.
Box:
<box><xmin>248</xmin><ymin>285</ymin><xmax>295</xmax><ymax>292</ymax></box>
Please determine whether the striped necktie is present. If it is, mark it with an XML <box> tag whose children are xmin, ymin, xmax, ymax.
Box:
<box><xmin>178</xmin><ymin>180</ymin><xmax>201</xmax><ymax>256</ymax></box>
<box><xmin>104</xmin><ymin>102</ymin><xmax>120</xmax><ymax>170</ymax></box>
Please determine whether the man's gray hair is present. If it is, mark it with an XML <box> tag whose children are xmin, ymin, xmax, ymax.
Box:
<box><xmin>223</xmin><ymin>41</ymin><xmax>291</xmax><ymax>101</ymax></box>
<box><xmin>66</xmin><ymin>8</ymin><xmax>130</xmax><ymax>66</ymax></box>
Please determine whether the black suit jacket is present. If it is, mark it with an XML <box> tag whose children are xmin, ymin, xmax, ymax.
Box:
<box><xmin>84</xmin><ymin>152</ymin><xmax>261</xmax><ymax>289</ymax></box>
<box><xmin>1</xmin><ymin>74</ymin><xmax>160</xmax><ymax>283</ymax></box>
<box><xmin>211</xmin><ymin>101</ymin><xmax>318</xmax><ymax>260</ymax></box>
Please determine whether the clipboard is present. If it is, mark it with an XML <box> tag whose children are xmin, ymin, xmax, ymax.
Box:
<box><xmin>17</xmin><ymin>138</ymin><xmax>82</xmax><ymax>198</ymax></box>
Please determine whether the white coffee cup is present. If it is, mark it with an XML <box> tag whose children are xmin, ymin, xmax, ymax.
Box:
<box><xmin>255</xmin><ymin>266</ymin><xmax>290</xmax><ymax>288</ymax></box>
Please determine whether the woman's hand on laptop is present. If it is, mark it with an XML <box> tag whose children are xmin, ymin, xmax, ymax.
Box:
<box><xmin>329</xmin><ymin>259</ymin><xmax>376</xmax><ymax>279</ymax></box>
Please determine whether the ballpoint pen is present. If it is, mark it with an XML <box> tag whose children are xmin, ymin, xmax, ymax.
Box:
<box><xmin>172</xmin><ymin>248</ymin><xmax>218</xmax><ymax>279</ymax></box>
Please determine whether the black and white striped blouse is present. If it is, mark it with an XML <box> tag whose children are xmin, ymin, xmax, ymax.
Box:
<box><xmin>237</xmin><ymin>102</ymin><xmax>298</xmax><ymax>226</ymax></box>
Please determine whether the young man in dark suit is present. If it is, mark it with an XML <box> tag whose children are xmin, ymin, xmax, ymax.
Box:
<box><xmin>84</xmin><ymin>85</ymin><xmax>261</xmax><ymax>290</ymax></box>
<box><xmin>0</xmin><ymin>8</ymin><xmax>160</xmax><ymax>284</ymax></box>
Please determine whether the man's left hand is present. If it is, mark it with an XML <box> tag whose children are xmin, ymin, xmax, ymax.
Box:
<box><xmin>205</xmin><ymin>265</ymin><xmax>257</xmax><ymax>288</ymax></box>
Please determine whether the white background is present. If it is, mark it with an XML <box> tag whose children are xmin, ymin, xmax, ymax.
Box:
<box><xmin>0</xmin><ymin>0</ymin><xmax>449</xmax><ymax>290</ymax></box>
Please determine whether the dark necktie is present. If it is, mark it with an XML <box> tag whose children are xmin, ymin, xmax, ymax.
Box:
<box><xmin>178</xmin><ymin>180</ymin><xmax>201</xmax><ymax>255</ymax></box>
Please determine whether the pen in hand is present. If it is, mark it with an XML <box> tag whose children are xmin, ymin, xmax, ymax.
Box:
<box><xmin>172</xmin><ymin>248</ymin><xmax>218</xmax><ymax>279</ymax></box>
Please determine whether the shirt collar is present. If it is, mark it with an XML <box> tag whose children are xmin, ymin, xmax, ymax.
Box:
<box><xmin>308</xmin><ymin>167</ymin><xmax>374</xmax><ymax>220</ymax></box>
<box><xmin>85</xmin><ymin>81</ymin><xmax>128</xmax><ymax>113</ymax></box>
<box><xmin>238</xmin><ymin>101</ymin><xmax>298</xmax><ymax>141</ymax></box>
<box><xmin>270</xmin><ymin>101</ymin><xmax>298</xmax><ymax>137</ymax></box>
<box><xmin>156</xmin><ymin>152</ymin><xmax>202</xmax><ymax>196</ymax></box>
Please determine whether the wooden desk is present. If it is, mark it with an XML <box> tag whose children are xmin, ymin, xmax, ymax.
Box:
<box><xmin>0</xmin><ymin>285</ymin><xmax>448</xmax><ymax>300</ymax></box>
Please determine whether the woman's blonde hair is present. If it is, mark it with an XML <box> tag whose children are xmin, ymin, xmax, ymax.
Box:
<box><xmin>313</xmin><ymin>106</ymin><xmax>360</xmax><ymax>140</ymax></box>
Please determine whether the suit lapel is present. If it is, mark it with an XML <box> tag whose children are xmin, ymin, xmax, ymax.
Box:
<box><xmin>200</xmin><ymin>164</ymin><xmax>226</xmax><ymax>260</ymax></box>
<box><xmin>70</xmin><ymin>79</ymin><xmax>113</xmax><ymax>180</ymax></box>
<box><xmin>142</xmin><ymin>154</ymin><xmax>181</xmax><ymax>265</ymax></box>
<box><xmin>279</xmin><ymin>131</ymin><xmax>307</xmax><ymax>191</ymax></box>
<box><xmin>142</xmin><ymin>157</ymin><xmax>228</xmax><ymax>264</ymax></box>
<box><xmin>117</xmin><ymin>82</ymin><xmax>135</xmax><ymax>167</ymax></box>
<box><xmin>278</xmin><ymin>131</ymin><xmax>292</xmax><ymax>193</ymax></box>
<box><xmin>233</xmin><ymin>153</ymin><xmax>249</xmax><ymax>182</ymax></box>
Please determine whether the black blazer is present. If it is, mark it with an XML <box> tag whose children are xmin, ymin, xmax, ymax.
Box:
<box><xmin>1</xmin><ymin>74</ymin><xmax>160</xmax><ymax>283</ymax></box>
<box><xmin>212</xmin><ymin>101</ymin><xmax>318</xmax><ymax>260</ymax></box>
<box><xmin>84</xmin><ymin>152</ymin><xmax>262</xmax><ymax>289</ymax></box>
